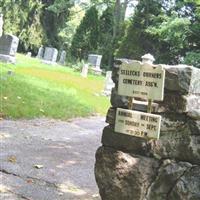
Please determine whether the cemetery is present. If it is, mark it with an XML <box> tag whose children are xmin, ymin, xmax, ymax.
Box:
<box><xmin>0</xmin><ymin>1</ymin><xmax>200</xmax><ymax>200</ymax></box>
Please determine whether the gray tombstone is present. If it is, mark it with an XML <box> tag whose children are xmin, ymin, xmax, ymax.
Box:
<box><xmin>0</xmin><ymin>34</ymin><xmax>19</xmax><ymax>64</ymax></box>
<box><xmin>36</xmin><ymin>46</ymin><xmax>44</xmax><ymax>59</ymax></box>
<box><xmin>58</xmin><ymin>50</ymin><xmax>66</xmax><ymax>65</ymax></box>
<box><xmin>0</xmin><ymin>14</ymin><xmax>3</xmax><ymax>37</ymax></box>
<box><xmin>103</xmin><ymin>71</ymin><xmax>115</xmax><ymax>96</ymax></box>
<box><xmin>42</xmin><ymin>47</ymin><xmax>58</xmax><ymax>65</ymax></box>
<box><xmin>88</xmin><ymin>54</ymin><xmax>102</xmax><ymax>74</ymax></box>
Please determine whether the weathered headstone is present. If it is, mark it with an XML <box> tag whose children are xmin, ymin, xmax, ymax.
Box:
<box><xmin>88</xmin><ymin>54</ymin><xmax>102</xmax><ymax>74</ymax></box>
<box><xmin>26</xmin><ymin>52</ymin><xmax>32</xmax><ymax>57</ymax></box>
<box><xmin>81</xmin><ymin>64</ymin><xmax>89</xmax><ymax>78</ymax></box>
<box><xmin>0</xmin><ymin>34</ymin><xmax>19</xmax><ymax>63</ymax></box>
<box><xmin>103</xmin><ymin>71</ymin><xmax>115</xmax><ymax>96</ymax></box>
<box><xmin>0</xmin><ymin>14</ymin><xmax>3</xmax><ymax>37</ymax></box>
<box><xmin>42</xmin><ymin>47</ymin><xmax>58</xmax><ymax>65</ymax></box>
<box><xmin>36</xmin><ymin>46</ymin><xmax>44</xmax><ymax>59</ymax></box>
<box><xmin>58</xmin><ymin>50</ymin><xmax>66</xmax><ymax>65</ymax></box>
<box><xmin>95</xmin><ymin>54</ymin><xmax>200</xmax><ymax>200</ymax></box>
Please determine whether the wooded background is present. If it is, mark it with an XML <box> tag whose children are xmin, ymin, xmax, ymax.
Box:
<box><xmin>1</xmin><ymin>0</ymin><xmax>199</xmax><ymax>69</ymax></box>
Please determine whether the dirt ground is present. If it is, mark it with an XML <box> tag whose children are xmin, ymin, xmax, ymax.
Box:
<box><xmin>0</xmin><ymin>117</ymin><xmax>106</xmax><ymax>200</ymax></box>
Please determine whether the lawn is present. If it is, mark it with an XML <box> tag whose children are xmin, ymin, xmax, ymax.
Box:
<box><xmin>0</xmin><ymin>54</ymin><xmax>110</xmax><ymax>119</ymax></box>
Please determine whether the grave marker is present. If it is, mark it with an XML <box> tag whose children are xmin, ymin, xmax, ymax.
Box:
<box><xmin>0</xmin><ymin>34</ymin><xmax>19</xmax><ymax>63</ymax></box>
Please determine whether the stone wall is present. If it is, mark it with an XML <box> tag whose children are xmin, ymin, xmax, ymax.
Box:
<box><xmin>94</xmin><ymin>59</ymin><xmax>200</xmax><ymax>200</ymax></box>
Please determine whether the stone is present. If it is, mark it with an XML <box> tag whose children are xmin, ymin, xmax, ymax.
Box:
<box><xmin>95</xmin><ymin>146</ymin><xmax>159</xmax><ymax>200</ymax></box>
<box><xmin>148</xmin><ymin>114</ymin><xmax>200</xmax><ymax>165</ymax></box>
<box><xmin>103</xmin><ymin>71</ymin><xmax>115</xmax><ymax>96</ymax></box>
<box><xmin>42</xmin><ymin>47</ymin><xmax>58</xmax><ymax>64</ymax></box>
<box><xmin>101</xmin><ymin>126</ymin><xmax>149</xmax><ymax>156</ymax></box>
<box><xmin>157</xmin><ymin>94</ymin><xmax>200</xmax><ymax>113</ymax></box>
<box><xmin>0</xmin><ymin>34</ymin><xmax>19</xmax><ymax>64</ymax></box>
<box><xmin>187</xmin><ymin>109</ymin><xmax>200</xmax><ymax>120</ymax></box>
<box><xmin>163</xmin><ymin>64</ymin><xmax>200</xmax><ymax>95</ymax></box>
<box><xmin>95</xmin><ymin>55</ymin><xmax>200</xmax><ymax>200</ymax></box>
<box><xmin>168</xmin><ymin>166</ymin><xmax>200</xmax><ymax>200</ymax></box>
<box><xmin>146</xmin><ymin>160</ymin><xmax>192</xmax><ymax>200</ymax></box>
<box><xmin>81</xmin><ymin>64</ymin><xmax>89</xmax><ymax>78</ymax></box>
<box><xmin>58</xmin><ymin>50</ymin><xmax>66</xmax><ymax>65</ymax></box>
<box><xmin>88</xmin><ymin>54</ymin><xmax>102</xmax><ymax>75</ymax></box>
<box><xmin>36</xmin><ymin>46</ymin><xmax>44</xmax><ymax>59</ymax></box>
<box><xmin>0</xmin><ymin>13</ymin><xmax>3</xmax><ymax>37</ymax></box>
<box><xmin>110</xmin><ymin>87</ymin><xmax>129</xmax><ymax>108</ymax></box>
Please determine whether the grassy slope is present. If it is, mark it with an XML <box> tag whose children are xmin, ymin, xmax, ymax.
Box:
<box><xmin>0</xmin><ymin>54</ymin><xmax>110</xmax><ymax>119</ymax></box>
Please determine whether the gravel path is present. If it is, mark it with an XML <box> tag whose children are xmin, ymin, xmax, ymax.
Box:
<box><xmin>0</xmin><ymin>117</ymin><xmax>106</xmax><ymax>200</ymax></box>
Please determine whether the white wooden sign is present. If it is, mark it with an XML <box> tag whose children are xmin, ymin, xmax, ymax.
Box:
<box><xmin>115</xmin><ymin>108</ymin><xmax>161</xmax><ymax>139</ymax></box>
<box><xmin>118</xmin><ymin>62</ymin><xmax>165</xmax><ymax>101</ymax></box>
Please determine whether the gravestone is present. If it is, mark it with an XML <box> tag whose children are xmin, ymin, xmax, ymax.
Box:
<box><xmin>26</xmin><ymin>52</ymin><xmax>32</xmax><ymax>57</ymax></box>
<box><xmin>88</xmin><ymin>54</ymin><xmax>102</xmax><ymax>74</ymax></box>
<box><xmin>95</xmin><ymin>55</ymin><xmax>200</xmax><ymax>200</ymax></box>
<box><xmin>58</xmin><ymin>50</ymin><xmax>66</xmax><ymax>65</ymax></box>
<box><xmin>103</xmin><ymin>71</ymin><xmax>115</xmax><ymax>96</ymax></box>
<box><xmin>81</xmin><ymin>64</ymin><xmax>89</xmax><ymax>78</ymax></box>
<box><xmin>36</xmin><ymin>46</ymin><xmax>44</xmax><ymax>59</ymax></box>
<box><xmin>42</xmin><ymin>47</ymin><xmax>58</xmax><ymax>65</ymax></box>
<box><xmin>0</xmin><ymin>34</ymin><xmax>19</xmax><ymax>63</ymax></box>
<box><xmin>0</xmin><ymin>14</ymin><xmax>3</xmax><ymax>37</ymax></box>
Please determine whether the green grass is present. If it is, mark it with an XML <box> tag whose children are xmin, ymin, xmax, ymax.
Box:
<box><xmin>0</xmin><ymin>54</ymin><xmax>110</xmax><ymax>119</ymax></box>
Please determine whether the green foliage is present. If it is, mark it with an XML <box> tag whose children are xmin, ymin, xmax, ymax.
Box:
<box><xmin>183</xmin><ymin>51</ymin><xmax>200</xmax><ymax>68</ymax></box>
<box><xmin>116</xmin><ymin>0</ymin><xmax>163</xmax><ymax>60</ymax></box>
<box><xmin>0</xmin><ymin>0</ymin><xmax>45</xmax><ymax>52</ymax></box>
<box><xmin>70</xmin><ymin>6</ymin><xmax>99</xmax><ymax>59</ymax></box>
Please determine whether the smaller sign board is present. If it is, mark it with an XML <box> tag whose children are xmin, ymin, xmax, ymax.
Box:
<box><xmin>118</xmin><ymin>62</ymin><xmax>165</xmax><ymax>101</ymax></box>
<box><xmin>115</xmin><ymin>108</ymin><xmax>161</xmax><ymax>139</ymax></box>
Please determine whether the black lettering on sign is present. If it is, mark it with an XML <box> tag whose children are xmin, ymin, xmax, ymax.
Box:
<box><xmin>145</xmin><ymin>81</ymin><xmax>158</xmax><ymax>87</ymax></box>
<box><xmin>125</xmin><ymin>120</ymin><xmax>140</xmax><ymax>127</ymax></box>
<box><xmin>140</xmin><ymin>115</ymin><xmax>158</xmax><ymax>123</ymax></box>
<box><xmin>118</xmin><ymin>111</ymin><xmax>132</xmax><ymax>118</ymax></box>
<box><xmin>143</xmin><ymin>72</ymin><xmax>162</xmax><ymax>79</ymax></box>
<box><xmin>123</xmin><ymin>79</ymin><xmax>143</xmax><ymax>85</ymax></box>
<box><xmin>121</xmin><ymin>70</ymin><xmax>140</xmax><ymax>76</ymax></box>
<box><xmin>146</xmin><ymin>124</ymin><xmax>157</xmax><ymax>131</ymax></box>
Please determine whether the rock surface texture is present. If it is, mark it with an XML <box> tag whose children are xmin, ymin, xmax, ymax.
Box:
<box><xmin>94</xmin><ymin>59</ymin><xmax>200</xmax><ymax>200</ymax></box>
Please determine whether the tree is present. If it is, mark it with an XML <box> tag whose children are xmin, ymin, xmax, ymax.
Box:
<box><xmin>116</xmin><ymin>0</ymin><xmax>164</xmax><ymax>61</ymax></box>
<box><xmin>70</xmin><ymin>6</ymin><xmax>99</xmax><ymax>59</ymax></box>
<box><xmin>98</xmin><ymin>6</ymin><xmax>114</xmax><ymax>69</ymax></box>
<box><xmin>0</xmin><ymin>0</ymin><xmax>45</xmax><ymax>53</ymax></box>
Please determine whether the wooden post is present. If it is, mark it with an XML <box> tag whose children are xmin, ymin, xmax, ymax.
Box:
<box><xmin>128</xmin><ymin>97</ymin><xmax>133</xmax><ymax>110</ymax></box>
<box><xmin>147</xmin><ymin>99</ymin><xmax>152</xmax><ymax>113</ymax></box>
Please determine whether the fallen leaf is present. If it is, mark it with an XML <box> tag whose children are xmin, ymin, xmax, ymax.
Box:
<box><xmin>0</xmin><ymin>132</ymin><xmax>10</xmax><ymax>139</ymax></box>
<box><xmin>8</xmin><ymin>156</ymin><xmax>16</xmax><ymax>163</ymax></box>
<box><xmin>34</xmin><ymin>164</ymin><xmax>44</xmax><ymax>169</ymax></box>
<box><xmin>27</xmin><ymin>179</ymin><xmax>34</xmax><ymax>184</ymax></box>
<box><xmin>92</xmin><ymin>194</ymin><xmax>99</xmax><ymax>198</ymax></box>
<box><xmin>0</xmin><ymin>185</ymin><xmax>9</xmax><ymax>193</ymax></box>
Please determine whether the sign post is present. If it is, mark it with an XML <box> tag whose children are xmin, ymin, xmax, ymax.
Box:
<box><xmin>115</xmin><ymin>57</ymin><xmax>165</xmax><ymax>140</ymax></box>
